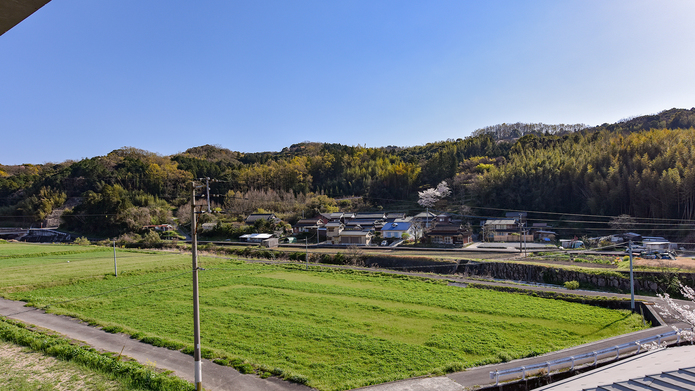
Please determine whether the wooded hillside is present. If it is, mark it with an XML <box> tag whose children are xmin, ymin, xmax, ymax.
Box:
<box><xmin>1</xmin><ymin>108</ymin><xmax>694</xmax><ymax>239</ymax></box>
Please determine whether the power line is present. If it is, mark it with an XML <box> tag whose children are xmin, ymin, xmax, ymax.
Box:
<box><xmin>468</xmin><ymin>205</ymin><xmax>695</xmax><ymax>224</ymax></box>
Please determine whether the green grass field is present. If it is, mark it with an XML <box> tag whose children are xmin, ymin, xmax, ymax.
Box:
<box><xmin>0</xmin><ymin>242</ymin><xmax>646</xmax><ymax>391</ymax></box>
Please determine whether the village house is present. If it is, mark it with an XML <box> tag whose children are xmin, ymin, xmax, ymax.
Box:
<box><xmin>353</xmin><ymin>212</ymin><xmax>386</xmax><ymax>220</ymax></box>
<box><xmin>385</xmin><ymin>212</ymin><xmax>406</xmax><ymax>220</ymax></box>
<box><xmin>425</xmin><ymin>214</ymin><xmax>472</xmax><ymax>246</ymax></box>
<box><xmin>321</xmin><ymin>212</ymin><xmax>355</xmax><ymax>223</ymax></box>
<box><xmin>481</xmin><ymin>218</ymin><xmax>532</xmax><ymax>242</ymax></box>
<box><xmin>325</xmin><ymin>221</ymin><xmax>344</xmax><ymax>244</ymax></box>
<box><xmin>338</xmin><ymin>228</ymin><xmax>373</xmax><ymax>245</ymax></box>
<box><xmin>380</xmin><ymin>220</ymin><xmax>416</xmax><ymax>239</ymax></box>
<box><xmin>239</xmin><ymin>233</ymin><xmax>274</xmax><ymax>243</ymax></box>
<box><xmin>412</xmin><ymin>211</ymin><xmax>437</xmax><ymax>228</ymax></box>
<box><xmin>293</xmin><ymin>215</ymin><xmax>329</xmax><ymax>234</ymax></box>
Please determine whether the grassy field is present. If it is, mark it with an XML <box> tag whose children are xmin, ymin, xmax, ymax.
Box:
<box><xmin>0</xmin><ymin>244</ymin><xmax>200</xmax><ymax>293</ymax></box>
<box><xmin>0</xmin><ymin>317</ymin><xmax>193</xmax><ymax>391</ymax></box>
<box><xmin>0</xmin><ymin>242</ymin><xmax>646</xmax><ymax>391</ymax></box>
<box><xmin>0</xmin><ymin>341</ymin><xmax>128</xmax><ymax>391</ymax></box>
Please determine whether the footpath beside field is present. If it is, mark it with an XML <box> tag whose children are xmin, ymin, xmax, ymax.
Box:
<box><xmin>0</xmin><ymin>298</ymin><xmax>313</xmax><ymax>391</ymax></box>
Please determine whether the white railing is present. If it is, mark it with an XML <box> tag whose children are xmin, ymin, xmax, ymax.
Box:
<box><xmin>489</xmin><ymin>328</ymin><xmax>692</xmax><ymax>386</ymax></box>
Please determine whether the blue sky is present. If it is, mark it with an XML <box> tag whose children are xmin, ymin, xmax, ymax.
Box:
<box><xmin>2</xmin><ymin>0</ymin><xmax>695</xmax><ymax>165</ymax></box>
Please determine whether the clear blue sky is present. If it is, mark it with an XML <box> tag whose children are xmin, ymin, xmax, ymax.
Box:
<box><xmin>2</xmin><ymin>0</ymin><xmax>695</xmax><ymax>165</ymax></box>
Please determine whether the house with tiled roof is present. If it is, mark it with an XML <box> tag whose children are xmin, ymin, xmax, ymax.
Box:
<box><xmin>425</xmin><ymin>214</ymin><xmax>472</xmax><ymax>246</ymax></box>
<box><xmin>293</xmin><ymin>215</ymin><xmax>329</xmax><ymax>234</ymax></box>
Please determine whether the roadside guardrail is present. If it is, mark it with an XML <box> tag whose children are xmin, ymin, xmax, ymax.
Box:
<box><xmin>489</xmin><ymin>328</ymin><xmax>693</xmax><ymax>386</ymax></box>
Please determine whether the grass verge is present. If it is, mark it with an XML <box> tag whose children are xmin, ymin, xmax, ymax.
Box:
<box><xmin>0</xmin><ymin>317</ymin><xmax>193</xmax><ymax>390</ymax></box>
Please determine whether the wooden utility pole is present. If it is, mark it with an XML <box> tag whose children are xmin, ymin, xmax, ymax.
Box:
<box><xmin>519</xmin><ymin>214</ymin><xmax>523</xmax><ymax>254</ymax></box>
<box><xmin>191</xmin><ymin>182</ymin><xmax>202</xmax><ymax>391</ymax></box>
<box><xmin>629</xmin><ymin>240</ymin><xmax>635</xmax><ymax>312</ymax></box>
<box><xmin>113</xmin><ymin>239</ymin><xmax>117</xmax><ymax>276</ymax></box>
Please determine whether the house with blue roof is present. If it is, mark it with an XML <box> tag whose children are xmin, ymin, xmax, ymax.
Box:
<box><xmin>380</xmin><ymin>220</ymin><xmax>416</xmax><ymax>239</ymax></box>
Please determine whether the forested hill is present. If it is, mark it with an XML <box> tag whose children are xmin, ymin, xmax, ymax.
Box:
<box><xmin>589</xmin><ymin>107</ymin><xmax>695</xmax><ymax>133</ymax></box>
<box><xmin>466</xmin><ymin>107</ymin><xmax>695</xmax><ymax>141</ymax></box>
<box><xmin>471</xmin><ymin>122</ymin><xmax>588</xmax><ymax>141</ymax></box>
<box><xmin>1</xmin><ymin>108</ymin><xmax>695</xmax><ymax>239</ymax></box>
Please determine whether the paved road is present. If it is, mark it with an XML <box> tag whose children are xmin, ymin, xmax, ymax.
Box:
<box><xmin>0</xmin><ymin>298</ymin><xmax>314</xmax><ymax>391</ymax></box>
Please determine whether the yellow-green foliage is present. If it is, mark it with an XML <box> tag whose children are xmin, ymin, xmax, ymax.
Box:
<box><xmin>473</xmin><ymin>128</ymin><xmax>695</xmax><ymax>220</ymax></box>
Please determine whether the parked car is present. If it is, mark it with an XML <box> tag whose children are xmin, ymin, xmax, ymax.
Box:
<box><xmin>381</xmin><ymin>240</ymin><xmax>388</xmax><ymax>246</ymax></box>
<box><xmin>639</xmin><ymin>250</ymin><xmax>676</xmax><ymax>260</ymax></box>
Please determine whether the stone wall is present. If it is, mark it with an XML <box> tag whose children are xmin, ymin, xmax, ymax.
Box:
<box><xmin>459</xmin><ymin>260</ymin><xmax>695</xmax><ymax>296</ymax></box>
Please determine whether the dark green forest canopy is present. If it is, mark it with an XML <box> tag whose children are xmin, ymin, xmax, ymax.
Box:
<box><xmin>2</xmin><ymin>108</ymin><xmax>695</xmax><ymax>238</ymax></box>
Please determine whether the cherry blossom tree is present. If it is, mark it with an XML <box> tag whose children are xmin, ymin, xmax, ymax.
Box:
<box><xmin>418</xmin><ymin>181</ymin><xmax>450</xmax><ymax>228</ymax></box>
<box><xmin>417</xmin><ymin>188</ymin><xmax>440</xmax><ymax>209</ymax></box>
<box><xmin>656</xmin><ymin>283</ymin><xmax>695</xmax><ymax>342</ymax></box>
<box><xmin>418</xmin><ymin>181</ymin><xmax>450</xmax><ymax>208</ymax></box>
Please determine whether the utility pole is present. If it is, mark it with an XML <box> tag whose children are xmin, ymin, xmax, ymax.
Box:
<box><xmin>305</xmin><ymin>238</ymin><xmax>308</xmax><ymax>270</ymax></box>
<box><xmin>523</xmin><ymin>226</ymin><xmax>527</xmax><ymax>257</ymax></box>
<box><xmin>629</xmin><ymin>240</ymin><xmax>635</xmax><ymax>312</ymax></box>
<box><xmin>113</xmin><ymin>239</ymin><xmax>117</xmax><ymax>276</ymax></box>
<box><xmin>205</xmin><ymin>177</ymin><xmax>211</xmax><ymax>213</ymax></box>
<box><xmin>519</xmin><ymin>214</ymin><xmax>522</xmax><ymax>255</ymax></box>
<box><xmin>191</xmin><ymin>182</ymin><xmax>203</xmax><ymax>391</ymax></box>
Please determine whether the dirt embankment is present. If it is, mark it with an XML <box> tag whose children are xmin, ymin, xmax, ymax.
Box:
<box><xmin>635</xmin><ymin>257</ymin><xmax>695</xmax><ymax>271</ymax></box>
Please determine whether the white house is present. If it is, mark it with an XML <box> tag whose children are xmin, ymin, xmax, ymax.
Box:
<box><xmin>380</xmin><ymin>221</ymin><xmax>415</xmax><ymax>239</ymax></box>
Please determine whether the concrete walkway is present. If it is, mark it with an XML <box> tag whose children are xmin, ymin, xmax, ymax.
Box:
<box><xmin>0</xmin><ymin>298</ymin><xmax>314</xmax><ymax>391</ymax></box>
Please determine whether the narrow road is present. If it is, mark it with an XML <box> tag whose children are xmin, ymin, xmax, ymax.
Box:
<box><xmin>0</xmin><ymin>298</ymin><xmax>314</xmax><ymax>391</ymax></box>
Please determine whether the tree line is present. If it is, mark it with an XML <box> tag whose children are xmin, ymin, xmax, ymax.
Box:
<box><xmin>1</xmin><ymin>108</ymin><xmax>694</xmax><ymax>238</ymax></box>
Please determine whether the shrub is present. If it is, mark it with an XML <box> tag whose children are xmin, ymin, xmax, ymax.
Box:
<box><xmin>237</xmin><ymin>363</ymin><xmax>255</xmax><ymax>374</ymax></box>
<box><xmin>74</xmin><ymin>236</ymin><xmax>91</xmax><ymax>246</ymax></box>
<box><xmin>102</xmin><ymin>325</ymin><xmax>125</xmax><ymax>334</ymax></box>
<box><xmin>289</xmin><ymin>252</ymin><xmax>306</xmax><ymax>262</ymax></box>
<box><xmin>318</xmin><ymin>253</ymin><xmax>333</xmax><ymax>264</ymax></box>
<box><xmin>142</xmin><ymin>230</ymin><xmax>163</xmax><ymax>248</ymax></box>
<box><xmin>564</xmin><ymin>280</ymin><xmax>580</xmax><ymax>290</ymax></box>
<box><xmin>497</xmin><ymin>351</ymin><xmax>513</xmax><ymax>362</ymax></box>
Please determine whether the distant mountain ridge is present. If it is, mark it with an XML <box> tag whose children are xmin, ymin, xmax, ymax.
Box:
<box><xmin>590</xmin><ymin>107</ymin><xmax>695</xmax><ymax>133</ymax></box>
<box><xmin>467</xmin><ymin>108</ymin><xmax>695</xmax><ymax>142</ymax></box>
<box><xmin>471</xmin><ymin>122</ymin><xmax>588</xmax><ymax>141</ymax></box>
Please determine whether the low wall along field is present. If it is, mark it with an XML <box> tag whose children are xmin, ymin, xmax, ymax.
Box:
<box><xmin>0</xmin><ymin>242</ymin><xmax>646</xmax><ymax>391</ymax></box>
<box><xmin>459</xmin><ymin>260</ymin><xmax>695</xmax><ymax>297</ymax></box>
